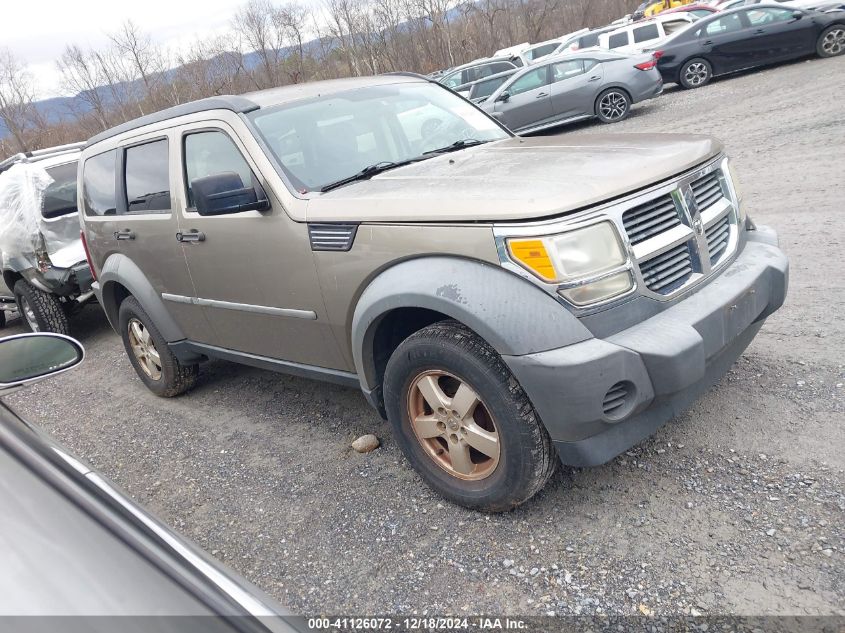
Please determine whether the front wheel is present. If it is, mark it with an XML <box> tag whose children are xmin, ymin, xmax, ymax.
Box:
<box><xmin>383</xmin><ymin>321</ymin><xmax>557</xmax><ymax>512</ymax></box>
<box><xmin>817</xmin><ymin>25</ymin><xmax>845</xmax><ymax>58</ymax></box>
<box><xmin>13</xmin><ymin>279</ymin><xmax>70</xmax><ymax>335</ymax></box>
<box><xmin>595</xmin><ymin>88</ymin><xmax>631</xmax><ymax>124</ymax></box>
<box><xmin>679</xmin><ymin>58</ymin><xmax>712</xmax><ymax>89</ymax></box>
<box><xmin>118</xmin><ymin>296</ymin><xmax>198</xmax><ymax>397</ymax></box>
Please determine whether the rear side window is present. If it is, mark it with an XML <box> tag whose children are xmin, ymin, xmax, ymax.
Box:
<box><xmin>124</xmin><ymin>139</ymin><xmax>171</xmax><ymax>214</ymax></box>
<box><xmin>83</xmin><ymin>150</ymin><xmax>117</xmax><ymax>216</ymax></box>
<box><xmin>184</xmin><ymin>131</ymin><xmax>255</xmax><ymax>208</ymax></box>
<box><xmin>42</xmin><ymin>162</ymin><xmax>78</xmax><ymax>219</ymax></box>
<box><xmin>531</xmin><ymin>43</ymin><xmax>559</xmax><ymax>60</ymax></box>
<box><xmin>608</xmin><ymin>32</ymin><xmax>630</xmax><ymax>48</ymax></box>
<box><xmin>633</xmin><ymin>24</ymin><xmax>660</xmax><ymax>42</ymax></box>
<box><xmin>491</xmin><ymin>62</ymin><xmax>516</xmax><ymax>74</ymax></box>
<box><xmin>704</xmin><ymin>13</ymin><xmax>743</xmax><ymax>36</ymax></box>
<box><xmin>508</xmin><ymin>67</ymin><xmax>549</xmax><ymax>96</ymax></box>
<box><xmin>580</xmin><ymin>33</ymin><xmax>600</xmax><ymax>48</ymax></box>
<box><xmin>473</xmin><ymin>65</ymin><xmax>496</xmax><ymax>81</ymax></box>
<box><xmin>551</xmin><ymin>59</ymin><xmax>586</xmax><ymax>82</ymax></box>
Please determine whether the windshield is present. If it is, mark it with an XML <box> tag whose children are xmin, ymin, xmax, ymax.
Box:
<box><xmin>249</xmin><ymin>82</ymin><xmax>509</xmax><ymax>193</ymax></box>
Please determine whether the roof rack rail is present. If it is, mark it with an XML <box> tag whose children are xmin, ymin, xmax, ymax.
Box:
<box><xmin>0</xmin><ymin>141</ymin><xmax>86</xmax><ymax>174</ymax></box>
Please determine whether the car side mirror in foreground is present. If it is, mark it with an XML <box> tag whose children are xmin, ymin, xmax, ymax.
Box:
<box><xmin>0</xmin><ymin>333</ymin><xmax>84</xmax><ymax>393</ymax></box>
<box><xmin>497</xmin><ymin>91</ymin><xmax>511</xmax><ymax>102</ymax></box>
<box><xmin>192</xmin><ymin>172</ymin><xmax>270</xmax><ymax>216</ymax></box>
<box><xmin>792</xmin><ymin>10</ymin><xmax>803</xmax><ymax>19</ymax></box>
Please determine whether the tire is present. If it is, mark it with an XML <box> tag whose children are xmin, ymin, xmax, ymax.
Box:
<box><xmin>595</xmin><ymin>88</ymin><xmax>632</xmax><ymax>124</ymax></box>
<box><xmin>383</xmin><ymin>320</ymin><xmax>557</xmax><ymax>512</ymax></box>
<box><xmin>0</xmin><ymin>309</ymin><xmax>5</xmax><ymax>329</ymax></box>
<box><xmin>13</xmin><ymin>279</ymin><xmax>70</xmax><ymax>335</ymax></box>
<box><xmin>817</xmin><ymin>25</ymin><xmax>845</xmax><ymax>58</ymax></box>
<box><xmin>679</xmin><ymin>58</ymin><xmax>712</xmax><ymax>89</ymax></box>
<box><xmin>118</xmin><ymin>296</ymin><xmax>198</xmax><ymax>397</ymax></box>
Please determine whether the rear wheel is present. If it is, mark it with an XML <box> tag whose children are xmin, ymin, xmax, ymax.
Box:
<box><xmin>118</xmin><ymin>296</ymin><xmax>198</xmax><ymax>397</ymax></box>
<box><xmin>13</xmin><ymin>279</ymin><xmax>70</xmax><ymax>335</ymax></box>
<box><xmin>679</xmin><ymin>58</ymin><xmax>712</xmax><ymax>89</ymax></box>
<box><xmin>595</xmin><ymin>88</ymin><xmax>632</xmax><ymax>123</ymax></box>
<box><xmin>817</xmin><ymin>25</ymin><xmax>845</xmax><ymax>58</ymax></box>
<box><xmin>383</xmin><ymin>320</ymin><xmax>557</xmax><ymax>512</ymax></box>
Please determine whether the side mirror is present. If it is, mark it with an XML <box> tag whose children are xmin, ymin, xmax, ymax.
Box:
<box><xmin>0</xmin><ymin>333</ymin><xmax>84</xmax><ymax>393</ymax></box>
<box><xmin>792</xmin><ymin>10</ymin><xmax>803</xmax><ymax>19</ymax></box>
<box><xmin>192</xmin><ymin>172</ymin><xmax>270</xmax><ymax>216</ymax></box>
<box><xmin>497</xmin><ymin>91</ymin><xmax>511</xmax><ymax>103</ymax></box>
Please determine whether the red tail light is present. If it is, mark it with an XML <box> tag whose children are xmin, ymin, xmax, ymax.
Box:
<box><xmin>652</xmin><ymin>50</ymin><xmax>665</xmax><ymax>60</ymax></box>
<box><xmin>80</xmin><ymin>230</ymin><xmax>97</xmax><ymax>282</ymax></box>
<box><xmin>635</xmin><ymin>60</ymin><xmax>657</xmax><ymax>70</ymax></box>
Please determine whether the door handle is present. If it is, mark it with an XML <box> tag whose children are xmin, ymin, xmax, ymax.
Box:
<box><xmin>114</xmin><ymin>229</ymin><xmax>135</xmax><ymax>240</ymax></box>
<box><xmin>535</xmin><ymin>92</ymin><xmax>548</xmax><ymax>98</ymax></box>
<box><xmin>754</xmin><ymin>28</ymin><xmax>765</xmax><ymax>34</ymax></box>
<box><xmin>176</xmin><ymin>230</ymin><xmax>206</xmax><ymax>243</ymax></box>
<box><xmin>588</xmin><ymin>75</ymin><xmax>601</xmax><ymax>81</ymax></box>
<box><xmin>703</xmin><ymin>39</ymin><xmax>713</xmax><ymax>46</ymax></box>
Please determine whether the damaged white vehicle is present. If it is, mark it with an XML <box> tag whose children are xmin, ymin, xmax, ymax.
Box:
<box><xmin>0</xmin><ymin>143</ymin><xmax>94</xmax><ymax>334</ymax></box>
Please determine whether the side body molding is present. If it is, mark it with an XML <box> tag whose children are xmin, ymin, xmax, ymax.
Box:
<box><xmin>97</xmin><ymin>254</ymin><xmax>187</xmax><ymax>343</ymax></box>
<box><xmin>351</xmin><ymin>256</ymin><xmax>594</xmax><ymax>392</ymax></box>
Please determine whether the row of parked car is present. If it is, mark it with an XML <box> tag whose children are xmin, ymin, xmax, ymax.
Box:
<box><xmin>428</xmin><ymin>0</ymin><xmax>845</xmax><ymax>132</ymax></box>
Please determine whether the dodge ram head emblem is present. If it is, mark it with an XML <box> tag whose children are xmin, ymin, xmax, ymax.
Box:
<box><xmin>692</xmin><ymin>215</ymin><xmax>704</xmax><ymax>234</ymax></box>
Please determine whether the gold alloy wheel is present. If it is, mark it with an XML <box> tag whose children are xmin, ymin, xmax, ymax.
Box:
<box><xmin>407</xmin><ymin>370</ymin><xmax>501</xmax><ymax>481</ymax></box>
<box><xmin>127</xmin><ymin>318</ymin><xmax>162</xmax><ymax>380</ymax></box>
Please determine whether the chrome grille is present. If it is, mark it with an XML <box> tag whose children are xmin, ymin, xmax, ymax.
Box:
<box><xmin>622</xmin><ymin>193</ymin><xmax>681</xmax><ymax>245</ymax></box>
<box><xmin>706</xmin><ymin>215</ymin><xmax>730</xmax><ymax>265</ymax></box>
<box><xmin>493</xmin><ymin>157</ymin><xmax>742</xmax><ymax>309</ymax></box>
<box><xmin>691</xmin><ymin>171</ymin><xmax>723</xmax><ymax>211</ymax></box>
<box><xmin>308</xmin><ymin>223</ymin><xmax>358</xmax><ymax>251</ymax></box>
<box><xmin>640</xmin><ymin>242</ymin><xmax>694</xmax><ymax>294</ymax></box>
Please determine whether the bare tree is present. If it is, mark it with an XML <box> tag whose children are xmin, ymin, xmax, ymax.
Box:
<box><xmin>108</xmin><ymin>20</ymin><xmax>174</xmax><ymax>109</ymax></box>
<box><xmin>57</xmin><ymin>45</ymin><xmax>114</xmax><ymax>130</ymax></box>
<box><xmin>5</xmin><ymin>0</ymin><xmax>645</xmax><ymax>153</ymax></box>
<box><xmin>0</xmin><ymin>49</ymin><xmax>45</xmax><ymax>152</ymax></box>
<box><xmin>275</xmin><ymin>3</ymin><xmax>312</xmax><ymax>82</ymax></box>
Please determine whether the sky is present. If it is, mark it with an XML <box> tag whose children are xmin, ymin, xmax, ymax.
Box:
<box><xmin>1</xmin><ymin>0</ymin><xmax>254</xmax><ymax>99</ymax></box>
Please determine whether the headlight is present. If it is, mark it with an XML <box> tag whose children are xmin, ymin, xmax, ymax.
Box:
<box><xmin>725</xmin><ymin>158</ymin><xmax>745</xmax><ymax>224</ymax></box>
<box><xmin>507</xmin><ymin>221</ymin><xmax>634</xmax><ymax>306</ymax></box>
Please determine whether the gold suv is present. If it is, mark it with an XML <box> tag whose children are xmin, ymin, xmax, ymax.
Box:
<box><xmin>79</xmin><ymin>75</ymin><xmax>788</xmax><ymax>511</ymax></box>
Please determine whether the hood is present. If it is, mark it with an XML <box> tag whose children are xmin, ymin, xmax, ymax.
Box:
<box><xmin>305</xmin><ymin>134</ymin><xmax>723</xmax><ymax>223</ymax></box>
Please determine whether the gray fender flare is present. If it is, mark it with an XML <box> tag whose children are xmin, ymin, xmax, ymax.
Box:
<box><xmin>351</xmin><ymin>256</ymin><xmax>593</xmax><ymax>392</ymax></box>
<box><xmin>97</xmin><ymin>253</ymin><xmax>186</xmax><ymax>342</ymax></box>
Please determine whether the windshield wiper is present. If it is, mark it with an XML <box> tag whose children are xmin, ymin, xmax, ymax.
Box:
<box><xmin>320</xmin><ymin>160</ymin><xmax>419</xmax><ymax>193</ymax></box>
<box><xmin>422</xmin><ymin>138</ymin><xmax>489</xmax><ymax>156</ymax></box>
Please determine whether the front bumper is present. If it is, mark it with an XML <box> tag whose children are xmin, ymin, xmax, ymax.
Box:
<box><xmin>503</xmin><ymin>227</ymin><xmax>788</xmax><ymax>467</ymax></box>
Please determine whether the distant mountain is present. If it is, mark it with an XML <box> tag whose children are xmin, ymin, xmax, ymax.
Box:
<box><xmin>1</xmin><ymin>5</ymin><xmax>480</xmax><ymax>142</ymax></box>
<box><xmin>1</xmin><ymin>42</ymin><xmax>330</xmax><ymax>140</ymax></box>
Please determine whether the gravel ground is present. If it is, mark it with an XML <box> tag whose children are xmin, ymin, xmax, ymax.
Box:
<box><xmin>5</xmin><ymin>54</ymin><xmax>845</xmax><ymax>617</ymax></box>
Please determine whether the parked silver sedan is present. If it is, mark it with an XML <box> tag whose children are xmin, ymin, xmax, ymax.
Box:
<box><xmin>480</xmin><ymin>50</ymin><xmax>663</xmax><ymax>133</ymax></box>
